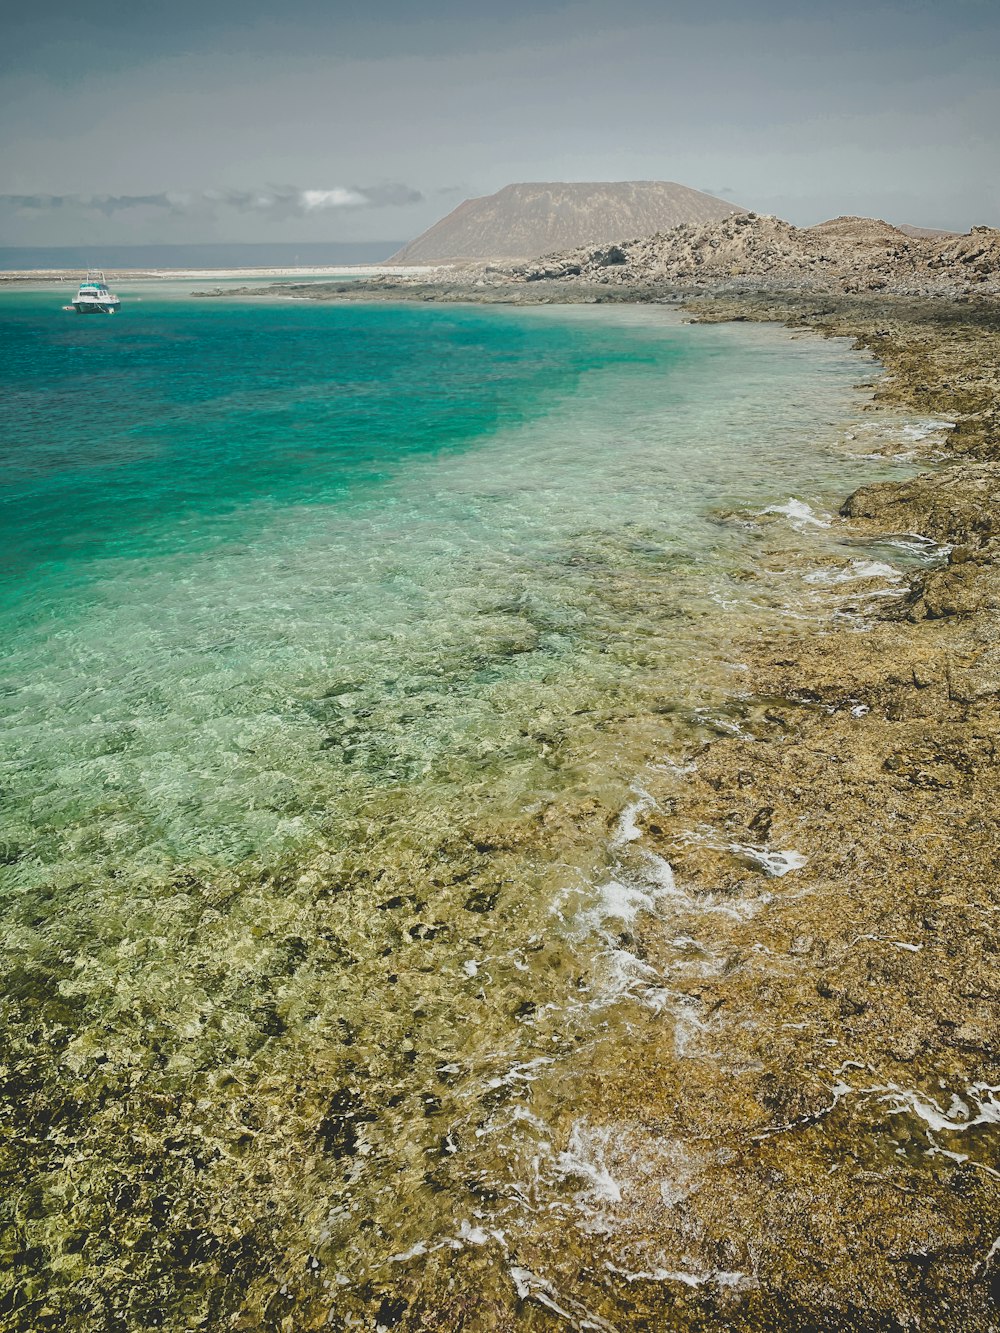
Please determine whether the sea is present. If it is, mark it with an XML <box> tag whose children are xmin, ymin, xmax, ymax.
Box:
<box><xmin>0</xmin><ymin>280</ymin><xmax>932</xmax><ymax>1328</ymax></box>
<box><xmin>0</xmin><ymin>242</ymin><xmax>403</xmax><ymax>270</ymax></box>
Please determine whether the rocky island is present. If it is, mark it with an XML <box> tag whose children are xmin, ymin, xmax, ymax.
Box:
<box><xmin>386</xmin><ymin>180</ymin><xmax>745</xmax><ymax>264</ymax></box>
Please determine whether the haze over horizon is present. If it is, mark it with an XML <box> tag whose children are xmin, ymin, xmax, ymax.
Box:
<box><xmin>2</xmin><ymin>0</ymin><xmax>997</xmax><ymax>246</ymax></box>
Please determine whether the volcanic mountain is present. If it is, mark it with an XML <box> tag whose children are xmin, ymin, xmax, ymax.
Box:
<box><xmin>389</xmin><ymin>181</ymin><xmax>745</xmax><ymax>264</ymax></box>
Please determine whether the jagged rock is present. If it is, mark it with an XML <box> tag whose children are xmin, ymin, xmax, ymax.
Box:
<box><xmin>505</xmin><ymin>213</ymin><xmax>1000</xmax><ymax>298</ymax></box>
<box><xmin>842</xmin><ymin>465</ymin><xmax>1000</xmax><ymax>546</ymax></box>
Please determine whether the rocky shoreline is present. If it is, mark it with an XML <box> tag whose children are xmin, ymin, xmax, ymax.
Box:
<box><xmin>209</xmin><ymin>210</ymin><xmax>1000</xmax><ymax>306</ymax></box>
<box><xmin>586</xmin><ymin>290</ymin><xmax>1000</xmax><ymax>1330</ymax></box>
<box><xmin>204</xmin><ymin>274</ymin><xmax>1000</xmax><ymax>1326</ymax></box>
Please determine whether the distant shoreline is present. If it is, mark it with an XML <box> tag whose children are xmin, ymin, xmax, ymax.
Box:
<box><xmin>0</xmin><ymin>264</ymin><xmax>441</xmax><ymax>285</ymax></box>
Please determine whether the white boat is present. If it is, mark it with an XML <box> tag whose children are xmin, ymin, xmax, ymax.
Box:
<box><xmin>70</xmin><ymin>270</ymin><xmax>121</xmax><ymax>314</ymax></box>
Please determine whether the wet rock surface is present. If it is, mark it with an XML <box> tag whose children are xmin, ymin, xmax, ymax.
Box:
<box><xmin>598</xmin><ymin>623</ymin><xmax>1000</xmax><ymax>1330</ymax></box>
<box><xmin>582</xmin><ymin>290</ymin><xmax>1000</xmax><ymax>1330</ymax></box>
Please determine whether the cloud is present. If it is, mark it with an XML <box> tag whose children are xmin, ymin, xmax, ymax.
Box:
<box><xmin>6</xmin><ymin>191</ymin><xmax>184</xmax><ymax>214</ymax></box>
<box><xmin>0</xmin><ymin>185</ymin><xmax>424</xmax><ymax>216</ymax></box>
<box><xmin>300</xmin><ymin>188</ymin><xmax>368</xmax><ymax>210</ymax></box>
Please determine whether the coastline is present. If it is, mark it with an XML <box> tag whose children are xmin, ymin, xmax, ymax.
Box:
<box><xmin>3</xmin><ymin>277</ymin><xmax>997</xmax><ymax>1327</ymax></box>
<box><xmin>574</xmin><ymin>290</ymin><xmax>1000</xmax><ymax>1328</ymax></box>
<box><xmin>242</xmin><ymin>277</ymin><xmax>1000</xmax><ymax>1324</ymax></box>
<box><xmin>0</xmin><ymin>264</ymin><xmax>438</xmax><ymax>286</ymax></box>
<box><xmin>542</xmin><ymin>288</ymin><xmax>999</xmax><ymax>1329</ymax></box>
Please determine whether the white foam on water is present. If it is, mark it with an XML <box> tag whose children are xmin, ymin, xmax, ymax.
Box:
<box><xmin>572</xmin><ymin>805</ymin><xmax>683</xmax><ymax>947</ymax></box>
<box><xmin>481</xmin><ymin>1057</ymin><xmax>555</xmax><ymax>1093</ymax></box>
<box><xmin>508</xmin><ymin>1266</ymin><xmax>619</xmax><ymax>1332</ymax></box>
<box><xmin>644</xmin><ymin>852</ymin><xmax>678</xmax><ymax>892</ymax></box>
<box><xmin>566</xmin><ymin>819</ymin><xmax>740</xmax><ymax>1018</ymax></box>
<box><xmin>728</xmin><ymin>843</ymin><xmax>808</xmax><ymax>877</ymax></box>
<box><xmin>586</xmin><ymin>879</ymin><xmax>663</xmax><ymax>929</ymax></box>
<box><xmin>508</xmin><ymin>1105</ymin><xmax>552</xmax><ymax>1137</ymax></box>
<box><xmin>858</xmin><ymin>450</ymin><xmax>917</xmax><ymax>462</ymax></box>
<box><xmin>610</xmin><ymin>787</ymin><xmax>655</xmax><ymax>849</ymax></box>
<box><xmin>384</xmin><ymin>1223</ymin><xmax>505</xmax><ymax>1273</ymax></box>
<box><xmin>577</xmin><ymin>934</ymin><xmax>671</xmax><ymax>1014</ymax></box>
<box><xmin>761</xmin><ymin>498</ymin><xmax>832</xmax><ymax>529</ymax></box>
<box><xmin>651</xmin><ymin>755</ymin><xmax>698</xmax><ymax>778</ymax></box>
<box><xmin>605</xmin><ymin>1261</ymin><xmax>747</xmax><ymax>1290</ymax></box>
<box><xmin>510</xmin><ymin>1266</ymin><xmax>533</xmax><ymax>1300</ymax></box>
<box><xmin>833</xmin><ymin>1059</ymin><xmax>867</xmax><ymax>1075</ymax></box>
<box><xmin>673</xmin><ymin>1001</ymin><xmax>715</xmax><ymax>1058</ymax></box>
<box><xmin>803</xmin><ymin>559</ymin><xmax>903</xmax><ymax>585</ymax></box>
<box><xmin>874</xmin><ymin>1082</ymin><xmax>1000</xmax><ymax>1135</ymax></box>
<box><xmin>856</xmin><ymin>933</ymin><xmax>923</xmax><ymax>952</ymax></box>
<box><xmin>879</xmin><ymin>532</ymin><xmax>950</xmax><ymax>558</ymax></box>
<box><xmin>387</xmin><ymin>1241</ymin><xmax>429</xmax><ymax>1264</ymax></box>
<box><xmin>845</xmin><ymin>414</ymin><xmax>954</xmax><ymax>456</ymax></box>
<box><xmin>568</xmin><ymin>810</ymin><xmax>778</xmax><ymax>991</ymax></box>
<box><xmin>899</xmin><ymin>418</ymin><xmax>956</xmax><ymax>441</ymax></box>
<box><xmin>557</xmin><ymin>1123</ymin><xmax>624</xmax><ymax>1207</ymax></box>
<box><xmin>600</xmin><ymin>947</ymin><xmax>663</xmax><ymax>1001</ymax></box>
<box><xmin>819</xmin><ymin>1079</ymin><xmax>1000</xmax><ymax>1181</ymax></box>
<box><xmin>753</xmin><ymin>1078</ymin><xmax>855</xmax><ymax>1143</ymax></box>
<box><xmin>646</xmin><ymin>832</ymin><xmax>780</xmax><ymax>921</ymax></box>
<box><xmin>453</xmin><ymin>1220</ymin><xmax>490</xmax><ymax>1246</ymax></box>
<box><xmin>691</xmin><ymin>706</ymin><xmax>756</xmax><ymax>738</ymax></box>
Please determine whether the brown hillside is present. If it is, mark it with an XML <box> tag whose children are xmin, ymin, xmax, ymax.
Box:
<box><xmin>808</xmin><ymin>215</ymin><xmax>911</xmax><ymax>241</ymax></box>
<box><xmin>897</xmin><ymin>223</ymin><xmax>961</xmax><ymax>239</ymax></box>
<box><xmin>389</xmin><ymin>181</ymin><xmax>744</xmax><ymax>264</ymax></box>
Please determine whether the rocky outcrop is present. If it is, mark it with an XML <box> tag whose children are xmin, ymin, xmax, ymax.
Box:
<box><xmin>510</xmin><ymin>212</ymin><xmax>1000</xmax><ymax>297</ymax></box>
<box><xmin>842</xmin><ymin>464</ymin><xmax>1000</xmax><ymax>549</ymax></box>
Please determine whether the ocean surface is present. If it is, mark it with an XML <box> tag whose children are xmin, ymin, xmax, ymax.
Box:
<box><xmin>0</xmin><ymin>285</ymin><xmax>930</xmax><ymax>1327</ymax></box>
<box><xmin>0</xmin><ymin>241</ymin><xmax>403</xmax><ymax>270</ymax></box>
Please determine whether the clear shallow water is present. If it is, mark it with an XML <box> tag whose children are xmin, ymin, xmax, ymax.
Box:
<box><xmin>0</xmin><ymin>289</ymin><xmax>926</xmax><ymax>1327</ymax></box>
<box><xmin>0</xmin><ymin>293</ymin><xmax>907</xmax><ymax>866</ymax></box>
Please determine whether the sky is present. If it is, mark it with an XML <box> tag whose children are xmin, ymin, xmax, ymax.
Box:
<box><xmin>1</xmin><ymin>0</ymin><xmax>998</xmax><ymax>245</ymax></box>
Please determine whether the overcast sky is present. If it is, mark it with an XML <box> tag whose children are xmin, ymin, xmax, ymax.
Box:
<box><xmin>2</xmin><ymin>0</ymin><xmax>997</xmax><ymax>245</ymax></box>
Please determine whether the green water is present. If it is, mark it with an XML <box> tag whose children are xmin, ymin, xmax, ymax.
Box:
<box><xmin>0</xmin><ymin>288</ymin><xmax>927</xmax><ymax>1329</ymax></box>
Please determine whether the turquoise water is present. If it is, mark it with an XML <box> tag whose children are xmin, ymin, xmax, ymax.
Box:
<box><xmin>0</xmin><ymin>288</ymin><xmax>923</xmax><ymax>1329</ymax></box>
<box><xmin>2</xmin><ymin>288</ymin><xmax>613</xmax><ymax>596</ymax></box>
<box><xmin>0</xmin><ymin>291</ymin><xmax>897</xmax><ymax>869</ymax></box>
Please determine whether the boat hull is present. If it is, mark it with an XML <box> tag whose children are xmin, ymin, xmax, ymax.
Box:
<box><xmin>72</xmin><ymin>300</ymin><xmax>120</xmax><ymax>314</ymax></box>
